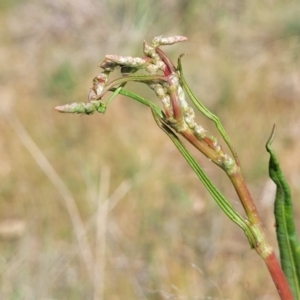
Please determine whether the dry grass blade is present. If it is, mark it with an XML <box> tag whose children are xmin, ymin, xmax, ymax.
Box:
<box><xmin>93</xmin><ymin>166</ymin><xmax>110</xmax><ymax>300</ymax></box>
<box><xmin>3</xmin><ymin>110</ymin><xmax>95</xmax><ymax>281</ymax></box>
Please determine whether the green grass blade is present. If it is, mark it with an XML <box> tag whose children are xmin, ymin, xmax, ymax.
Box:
<box><xmin>266</xmin><ymin>126</ymin><xmax>300</xmax><ymax>299</ymax></box>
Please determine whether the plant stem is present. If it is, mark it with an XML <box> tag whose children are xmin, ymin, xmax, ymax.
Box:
<box><xmin>228</xmin><ymin>168</ymin><xmax>294</xmax><ymax>299</ymax></box>
<box><xmin>266</xmin><ymin>252</ymin><xmax>295</xmax><ymax>300</ymax></box>
<box><xmin>229</xmin><ymin>169</ymin><xmax>261</xmax><ymax>224</ymax></box>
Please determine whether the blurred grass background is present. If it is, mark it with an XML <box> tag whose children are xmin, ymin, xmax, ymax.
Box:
<box><xmin>0</xmin><ymin>0</ymin><xmax>300</xmax><ymax>299</ymax></box>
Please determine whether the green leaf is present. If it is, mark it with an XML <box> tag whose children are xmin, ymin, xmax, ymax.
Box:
<box><xmin>266</xmin><ymin>126</ymin><xmax>300</xmax><ymax>299</ymax></box>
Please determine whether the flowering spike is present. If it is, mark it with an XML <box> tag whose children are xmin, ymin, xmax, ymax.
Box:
<box><xmin>55</xmin><ymin>100</ymin><xmax>106</xmax><ymax>115</ymax></box>
<box><xmin>152</xmin><ymin>35</ymin><xmax>188</xmax><ymax>47</ymax></box>
<box><xmin>147</xmin><ymin>82</ymin><xmax>173</xmax><ymax>118</ymax></box>
<box><xmin>105</xmin><ymin>55</ymin><xmax>148</xmax><ymax>69</ymax></box>
<box><xmin>143</xmin><ymin>40</ymin><xmax>161</xmax><ymax>62</ymax></box>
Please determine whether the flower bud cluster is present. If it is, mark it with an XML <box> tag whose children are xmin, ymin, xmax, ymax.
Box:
<box><xmin>56</xmin><ymin>35</ymin><xmax>231</xmax><ymax>168</ymax></box>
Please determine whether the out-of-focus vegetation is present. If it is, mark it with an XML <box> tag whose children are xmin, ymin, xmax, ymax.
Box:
<box><xmin>0</xmin><ymin>1</ymin><xmax>300</xmax><ymax>299</ymax></box>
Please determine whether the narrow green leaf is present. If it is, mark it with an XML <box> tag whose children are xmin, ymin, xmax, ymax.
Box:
<box><xmin>266</xmin><ymin>126</ymin><xmax>300</xmax><ymax>299</ymax></box>
<box><xmin>106</xmin><ymin>83</ymin><xmax>127</xmax><ymax>107</ymax></box>
<box><xmin>177</xmin><ymin>55</ymin><xmax>240</xmax><ymax>166</ymax></box>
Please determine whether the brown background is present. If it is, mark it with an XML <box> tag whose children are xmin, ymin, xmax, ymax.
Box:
<box><xmin>0</xmin><ymin>1</ymin><xmax>300</xmax><ymax>299</ymax></box>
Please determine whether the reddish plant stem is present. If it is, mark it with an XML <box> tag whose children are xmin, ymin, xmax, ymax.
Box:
<box><xmin>228</xmin><ymin>167</ymin><xmax>294</xmax><ymax>299</ymax></box>
<box><xmin>265</xmin><ymin>252</ymin><xmax>294</xmax><ymax>299</ymax></box>
<box><xmin>179</xmin><ymin>130</ymin><xmax>225</xmax><ymax>165</ymax></box>
<box><xmin>155</xmin><ymin>47</ymin><xmax>184</xmax><ymax>121</ymax></box>
<box><xmin>229</xmin><ymin>169</ymin><xmax>261</xmax><ymax>224</ymax></box>
<box><xmin>155</xmin><ymin>47</ymin><xmax>176</xmax><ymax>75</ymax></box>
